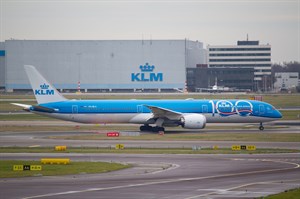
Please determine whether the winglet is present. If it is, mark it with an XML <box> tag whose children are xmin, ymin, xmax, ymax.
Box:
<box><xmin>24</xmin><ymin>65</ymin><xmax>67</xmax><ymax>104</ymax></box>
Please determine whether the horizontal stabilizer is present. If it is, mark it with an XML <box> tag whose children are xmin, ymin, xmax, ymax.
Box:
<box><xmin>11</xmin><ymin>103</ymin><xmax>55</xmax><ymax>113</ymax></box>
<box><xmin>11</xmin><ymin>103</ymin><xmax>31</xmax><ymax>111</ymax></box>
<box><xmin>32</xmin><ymin>105</ymin><xmax>55</xmax><ymax>113</ymax></box>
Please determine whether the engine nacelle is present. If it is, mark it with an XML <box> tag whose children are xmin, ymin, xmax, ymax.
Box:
<box><xmin>181</xmin><ymin>114</ymin><xmax>206</xmax><ymax>129</ymax></box>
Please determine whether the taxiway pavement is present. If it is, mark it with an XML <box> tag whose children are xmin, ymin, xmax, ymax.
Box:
<box><xmin>0</xmin><ymin>129</ymin><xmax>300</xmax><ymax>149</ymax></box>
<box><xmin>0</xmin><ymin>153</ymin><xmax>299</xmax><ymax>199</ymax></box>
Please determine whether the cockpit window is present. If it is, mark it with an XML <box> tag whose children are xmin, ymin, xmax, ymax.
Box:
<box><xmin>271</xmin><ymin>106</ymin><xmax>276</xmax><ymax>110</ymax></box>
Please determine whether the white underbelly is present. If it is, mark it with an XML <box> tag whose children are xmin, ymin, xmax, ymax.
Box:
<box><xmin>34</xmin><ymin>112</ymin><xmax>152</xmax><ymax>124</ymax></box>
<box><xmin>204</xmin><ymin>114</ymin><xmax>275</xmax><ymax>123</ymax></box>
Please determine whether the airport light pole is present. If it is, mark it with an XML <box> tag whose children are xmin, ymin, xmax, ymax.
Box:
<box><xmin>77</xmin><ymin>53</ymin><xmax>82</xmax><ymax>93</ymax></box>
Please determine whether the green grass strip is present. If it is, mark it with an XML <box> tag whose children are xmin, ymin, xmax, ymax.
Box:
<box><xmin>0</xmin><ymin>160</ymin><xmax>130</xmax><ymax>178</ymax></box>
<box><xmin>261</xmin><ymin>188</ymin><xmax>300</xmax><ymax>199</ymax></box>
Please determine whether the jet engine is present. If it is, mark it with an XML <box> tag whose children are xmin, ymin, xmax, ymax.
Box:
<box><xmin>181</xmin><ymin>114</ymin><xmax>206</xmax><ymax>129</ymax></box>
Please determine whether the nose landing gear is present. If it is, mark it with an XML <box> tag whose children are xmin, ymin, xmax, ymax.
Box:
<box><xmin>259</xmin><ymin>122</ymin><xmax>264</xmax><ymax>131</ymax></box>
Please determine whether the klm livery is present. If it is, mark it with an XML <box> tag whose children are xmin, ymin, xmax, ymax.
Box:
<box><xmin>12</xmin><ymin>65</ymin><xmax>282</xmax><ymax>132</ymax></box>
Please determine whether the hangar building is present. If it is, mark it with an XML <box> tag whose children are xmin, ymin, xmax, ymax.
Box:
<box><xmin>0</xmin><ymin>40</ymin><xmax>206</xmax><ymax>92</ymax></box>
<box><xmin>0</xmin><ymin>42</ymin><xmax>5</xmax><ymax>89</ymax></box>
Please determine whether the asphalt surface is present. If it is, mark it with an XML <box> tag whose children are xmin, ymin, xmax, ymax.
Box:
<box><xmin>0</xmin><ymin>121</ymin><xmax>299</xmax><ymax>198</ymax></box>
<box><xmin>1</xmin><ymin>130</ymin><xmax>300</xmax><ymax>150</ymax></box>
<box><xmin>0</xmin><ymin>153</ymin><xmax>299</xmax><ymax>199</ymax></box>
<box><xmin>0</xmin><ymin>123</ymin><xmax>299</xmax><ymax>149</ymax></box>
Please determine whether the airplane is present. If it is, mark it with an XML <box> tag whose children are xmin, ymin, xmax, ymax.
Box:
<box><xmin>197</xmin><ymin>77</ymin><xmax>233</xmax><ymax>93</ymax></box>
<box><xmin>12</xmin><ymin>65</ymin><xmax>282</xmax><ymax>132</ymax></box>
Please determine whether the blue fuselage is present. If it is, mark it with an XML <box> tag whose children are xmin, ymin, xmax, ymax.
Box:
<box><xmin>31</xmin><ymin>99</ymin><xmax>282</xmax><ymax>124</ymax></box>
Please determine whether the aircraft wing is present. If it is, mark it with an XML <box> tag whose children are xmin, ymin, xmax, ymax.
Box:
<box><xmin>144</xmin><ymin>105</ymin><xmax>182</xmax><ymax>120</ymax></box>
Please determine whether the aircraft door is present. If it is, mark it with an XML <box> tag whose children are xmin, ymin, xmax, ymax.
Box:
<box><xmin>137</xmin><ymin>105</ymin><xmax>143</xmax><ymax>113</ymax></box>
<box><xmin>259</xmin><ymin>105</ymin><xmax>265</xmax><ymax>115</ymax></box>
<box><xmin>71</xmin><ymin>105</ymin><xmax>78</xmax><ymax>121</ymax></box>
<box><xmin>202</xmin><ymin>105</ymin><xmax>208</xmax><ymax>113</ymax></box>
<box><xmin>72</xmin><ymin>105</ymin><xmax>78</xmax><ymax>114</ymax></box>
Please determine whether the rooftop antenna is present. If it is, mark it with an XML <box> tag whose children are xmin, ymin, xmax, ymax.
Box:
<box><xmin>247</xmin><ymin>34</ymin><xmax>249</xmax><ymax>41</ymax></box>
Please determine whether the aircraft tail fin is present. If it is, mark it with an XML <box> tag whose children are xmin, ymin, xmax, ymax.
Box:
<box><xmin>24</xmin><ymin>65</ymin><xmax>67</xmax><ymax>104</ymax></box>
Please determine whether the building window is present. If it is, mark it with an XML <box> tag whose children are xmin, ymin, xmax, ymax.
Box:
<box><xmin>209</xmin><ymin>48</ymin><xmax>271</xmax><ymax>51</ymax></box>
<box><xmin>209</xmin><ymin>53</ymin><xmax>271</xmax><ymax>56</ymax></box>
<box><xmin>209</xmin><ymin>64</ymin><xmax>270</xmax><ymax>67</ymax></box>
<box><xmin>209</xmin><ymin>59</ymin><xmax>271</xmax><ymax>62</ymax></box>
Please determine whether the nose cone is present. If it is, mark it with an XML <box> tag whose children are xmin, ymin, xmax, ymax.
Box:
<box><xmin>275</xmin><ymin>110</ymin><xmax>283</xmax><ymax>119</ymax></box>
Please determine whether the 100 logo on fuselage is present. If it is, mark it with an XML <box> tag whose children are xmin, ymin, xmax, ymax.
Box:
<box><xmin>215</xmin><ymin>100</ymin><xmax>253</xmax><ymax>117</ymax></box>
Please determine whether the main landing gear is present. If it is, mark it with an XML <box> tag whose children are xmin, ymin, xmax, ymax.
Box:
<box><xmin>259</xmin><ymin>122</ymin><xmax>264</xmax><ymax>131</ymax></box>
<box><xmin>140</xmin><ymin>125</ymin><xmax>165</xmax><ymax>132</ymax></box>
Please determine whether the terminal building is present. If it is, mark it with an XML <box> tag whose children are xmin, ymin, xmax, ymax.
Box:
<box><xmin>207</xmin><ymin>40</ymin><xmax>271</xmax><ymax>91</ymax></box>
<box><xmin>0</xmin><ymin>39</ymin><xmax>206</xmax><ymax>92</ymax></box>
<box><xmin>187</xmin><ymin>65</ymin><xmax>254</xmax><ymax>92</ymax></box>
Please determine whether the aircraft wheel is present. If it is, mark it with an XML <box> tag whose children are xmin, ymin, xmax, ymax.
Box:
<box><xmin>259</xmin><ymin>124</ymin><xmax>264</xmax><ymax>131</ymax></box>
<box><xmin>140</xmin><ymin>125</ymin><xmax>153</xmax><ymax>132</ymax></box>
<box><xmin>140</xmin><ymin>125</ymin><xmax>147</xmax><ymax>131</ymax></box>
<box><xmin>153</xmin><ymin>127</ymin><xmax>165</xmax><ymax>132</ymax></box>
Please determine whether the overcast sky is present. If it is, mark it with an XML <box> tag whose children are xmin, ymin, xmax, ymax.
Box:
<box><xmin>0</xmin><ymin>0</ymin><xmax>299</xmax><ymax>63</ymax></box>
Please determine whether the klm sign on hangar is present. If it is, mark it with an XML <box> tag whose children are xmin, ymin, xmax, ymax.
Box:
<box><xmin>131</xmin><ymin>63</ymin><xmax>163</xmax><ymax>82</ymax></box>
<box><xmin>3</xmin><ymin>40</ymin><xmax>205</xmax><ymax>92</ymax></box>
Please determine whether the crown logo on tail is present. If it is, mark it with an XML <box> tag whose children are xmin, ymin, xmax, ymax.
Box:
<box><xmin>40</xmin><ymin>83</ymin><xmax>49</xmax><ymax>89</ymax></box>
